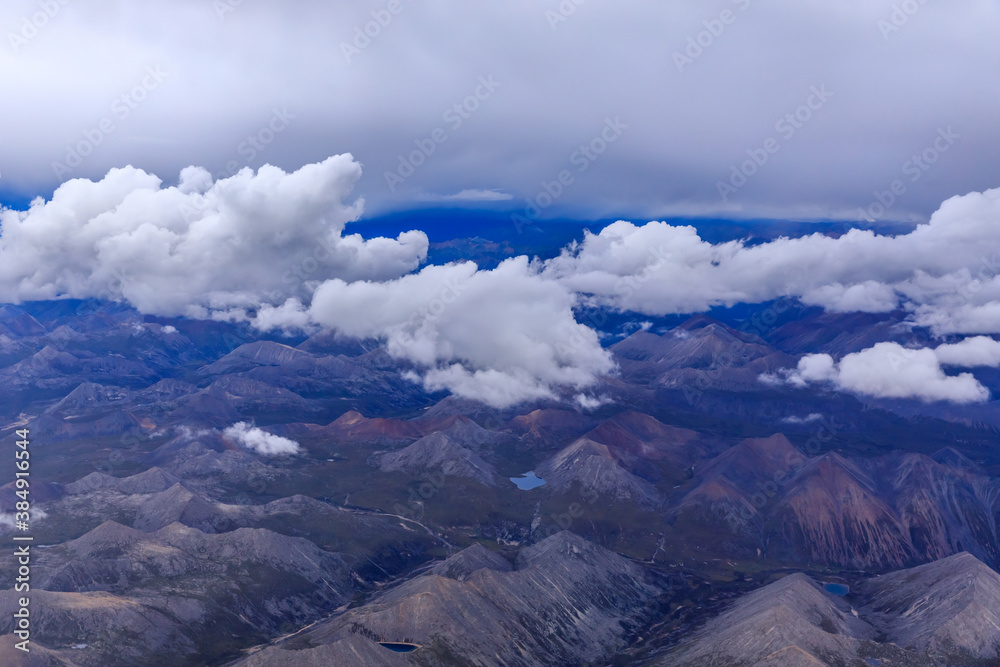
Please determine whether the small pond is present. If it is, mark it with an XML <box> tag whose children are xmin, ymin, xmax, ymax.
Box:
<box><xmin>510</xmin><ymin>471</ymin><xmax>547</xmax><ymax>490</ymax></box>
<box><xmin>378</xmin><ymin>642</ymin><xmax>421</xmax><ymax>653</ymax></box>
<box><xmin>823</xmin><ymin>582</ymin><xmax>850</xmax><ymax>596</ymax></box>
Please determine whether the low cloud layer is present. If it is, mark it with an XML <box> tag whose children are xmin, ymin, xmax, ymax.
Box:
<box><xmin>544</xmin><ymin>186</ymin><xmax>1000</xmax><ymax>337</ymax></box>
<box><xmin>776</xmin><ymin>337</ymin><xmax>1000</xmax><ymax>404</ymax></box>
<box><xmin>0</xmin><ymin>155</ymin><xmax>427</xmax><ymax>318</ymax></box>
<box><xmin>4</xmin><ymin>155</ymin><xmax>1000</xmax><ymax>407</ymax></box>
<box><xmin>223</xmin><ymin>422</ymin><xmax>301</xmax><ymax>456</ymax></box>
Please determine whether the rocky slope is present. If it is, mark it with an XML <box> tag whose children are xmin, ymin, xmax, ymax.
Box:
<box><xmin>657</xmin><ymin>572</ymin><xmax>876</xmax><ymax>666</ymax></box>
<box><xmin>3</xmin><ymin>300</ymin><xmax>1000</xmax><ymax>665</ymax></box>
<box><xmin>657</xmin><ymin>551</ymin><xmax>1000</xmax><ymax>665</ymax></box>
<box><xmin>610</xmin><ymin>316</ymin><xmax>795</xmax><ymax>391</ymax></box>
<box><xmin>236</xmin><ymin>532</ymin><xmax>662</xmax><ymax>667</ymax></box>
<box><xmin>858</xmin><ymin>551</ymin><xmax>1000</xmax><ymax>660</ymax></box>
<box><xmin>671</xmin><ymin>435</ymin><xmax>1000</xmax><ymax>570</ymax></box>
<box><xmin>375</xmin><ymin>431</ymin><xmax>500</xmax><ymax>486</ymax></box>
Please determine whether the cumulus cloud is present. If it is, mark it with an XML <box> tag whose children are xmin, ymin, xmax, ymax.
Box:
<box><xmin>775</xmin><ymin>336</ymin><xmax>1000</xmax><ymax>403</ymax></box>
<box><xmin>0</xmin><ymin>155</ymin><xmax>428</xmax><ymax>318</ymax></box>
<box><xmin>909</xmin><ymin>271</ymin><xmax>1000</xmax><ymax>335</ymax></box>
<box><xmin>795</xmin><ymin>353</ymin><xmax>839</xmax><ymax>384</ymax></box>
<box><xmin>0</xmin><ymin>154</ymin><xmax>616</xmax><ymax>407</ymax></box>
<box><xmin>787</xmin><ymin>342</ymin><xmax>989</xmax><ymax>404</ymax></box>
<box><xmin>257</xmin><ymin>257</ymin><xmax>615</xmax><ymax>408</ymax></box>
<box><xmin>5</xmin><ymin>145</ymin><xmax>1000</xmax><ymax>410</ymax></box>
<box><xmin>223</xmin><ymin>422</ymin><xmax>301</xmax><ymax>456</ymax></box>
<box><xmin>932</xmin><ymin>336</ymin><xmax>1000</xmax><ymax>367</ymax></box>
<box><xmin>800</xmin><ymin>281</ymin><xmax>899</xmax><ymax>313</ymax></box>
<box><xmin>542</xmin><ymin>187</ymin><xmax>1000</xmax><ymax>336</ymax></box>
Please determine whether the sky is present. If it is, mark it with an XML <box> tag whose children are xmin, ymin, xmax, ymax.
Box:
<box><xmin>3</xmin><ymin>1</ymin><xmax>1000</xmax><ymax>408</ymax></box>
<box><xmin>2</xmin><ymin>0</ymin><xmax>1000</xmax><ymax>221</ymax></box>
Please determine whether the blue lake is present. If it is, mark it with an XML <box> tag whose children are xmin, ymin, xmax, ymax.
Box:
<box><xmin>510</xmin><ymin>471</ymin><xmax>546</xmax><ymax>490</ymax></box>
<box><xmin>379</xmin><ymin>642</ymin><xmax>420</xmax><ymax>653</ymax></box>
<box><xmin>824</xmin><ymin>583</ymin><xmax>850</xmax><ymax>596</ymax></box>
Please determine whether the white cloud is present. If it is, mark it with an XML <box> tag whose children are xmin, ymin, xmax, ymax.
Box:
<box><xmin>223</xmin><ymin>422</ymin><xmax>301</xmax><ymax>456</ymax></box>
<box><xmin>5</xmin><ymin>141</ymin><xmax>1000</xmax><ymax>410</ymax></box>
<box><xmin>789</xmin><ymin>342</ymin><xmax>989</xmax><ymax>404</ymax></box>
<box><xmin>781</xmin><ymin>413</ymin><xmax>823</xmax><ymax>424</ymax></box>
<box><xmin>259</xmin><ymin>257</ymin><xmax>615</xmax><ymax>408</ymax></box>
<box><xmin>795</xmin><ymin>353</ymin><xmax>838</xmax><ymax>384</ymax></box>
<box><xmin>0</xmin><ymin>155</ymin><xmax>428</xmax><ymax>318</ymax></box>
<box><xmin>251</xmin><ymin>298</ymin><xmax>316</xmax><ymax>335</ymax></box>
<box><xmin>574</xmin><ymin>393</ymin><xmax>611</xmax><ymax>410</ymax></box>
<box><xmin>0</xmin><ymin>506</ymin><xmax>47</xmax><ymax>532</ymax></box>
<box><xmin>914</xmin><ymin>301</ymin><xmax>1000</xmax><ymax>336</ymax></box>
<box><xmin>933</xmin><ymin>336</ymin><xmax>1000</xmax><ymax>367</ymax></box>
<box><xmin>800</xmin><ymin>281</ymin><xmax>899</xmax><ymax>313</ymax></box>
<box><xmin>541</xmin><ymin>187</ymin><xmax>1000</xmax><ymax>337</ymax></box>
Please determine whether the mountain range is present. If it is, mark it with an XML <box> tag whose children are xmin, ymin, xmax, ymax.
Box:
<box><xmin>0</xmin><ymin>298</ymin><xmax>998</xmax><ymax>665</ymax></box>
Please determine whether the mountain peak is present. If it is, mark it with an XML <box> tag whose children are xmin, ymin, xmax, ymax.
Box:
<box><xmin>430</xmin><ymin>544</ymin><xmax>513</xmax><ymax>580</ymax></box>
<box><xmin>860</xmin><ymin>551</ymin><xmax>1000</xmax><ymax>659</ymax></box>
<box><xmin>331</xmin><ymin>409</ymin><xmax>365</xmax><ymax>425</ymax></box>
<box><xmin>664</xmin><ymin>570</ymin><xmax>871</xmax><ymax>666</ymax></box>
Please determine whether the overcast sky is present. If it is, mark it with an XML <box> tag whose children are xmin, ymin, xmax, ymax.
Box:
<box><xmin>3</xmin><ymin>0</ymin><xmax>999</xmax><ymax>221</ymax></box>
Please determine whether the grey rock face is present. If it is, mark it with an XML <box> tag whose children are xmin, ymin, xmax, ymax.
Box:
<box><xmin>248</xmin><ymin>532</ymin><xmax>660</xmax><ymax>667</ymax></box>
<box><xmin>659</xmin><ymin>552</ymin><xmax>1000</xmax><ymax>666</ymax></box>
<box><xmin>537</xmin><ymin>436</ymin><xmax>661</xmax><ymax>506</ymax></box>
<box><xmin>858</xmin><ymin>551</ymin><xmax>1000</xmax><ymax>660</ymax></box>
<box><xmin>238</xmin><ymin>634</ymin><xmax>411</xmax><ymax>667</ymax></box>
<box><xmin>659</xmin><ymin>573</ymin><xmax>873</xmax><ymax>666</ymax></box>
<box><xmin>428</xmin><ymin>543</ymin><xmax>513</xmax><ymax>581</ymax></box>
<box><xmin>375</xmin><ymin>430</ymin><xmax>500</xmax><ymax>486</ymax></box>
